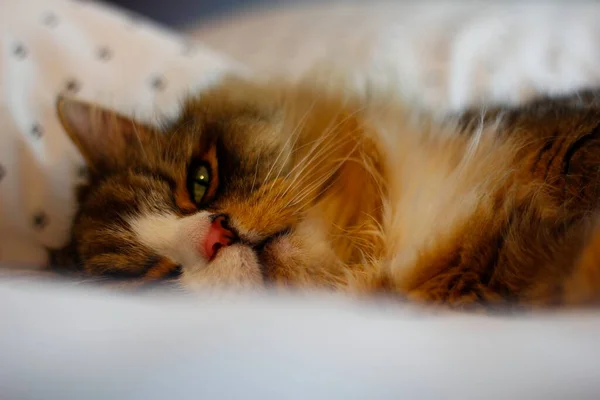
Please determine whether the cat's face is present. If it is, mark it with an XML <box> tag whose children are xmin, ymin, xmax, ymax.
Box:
<box><xmin>52</xmin><ymin>78</ymin><xmax>385</xmax><ymax>290</ymax></box>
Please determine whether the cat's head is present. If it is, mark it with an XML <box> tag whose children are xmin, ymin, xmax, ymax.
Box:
<box><xmin>50</xmin><ymin>78</ymin><xmax>385</xmax><ymax>290</ymax></box>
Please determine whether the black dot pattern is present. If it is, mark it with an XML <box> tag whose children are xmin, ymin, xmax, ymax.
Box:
<box><xmin>32</xmin><ymin>212</ymin><xmax>49</xmax><ymax>230</ymax></box>
<box><xmin>31</xmin><ymin>124</ymin><xmax>44</xmax><ymax>139</ymax></box>
<box><xmin>43</xmin><ymin>12</ymin><xmax>58</xmax><ymax>28</ymax></box>
<box><xmin>151</xmin><ymin>76</ymin><xmax>167</xmax><ymax>91</ymax></box>
<box><xmin>65</xmin><ymin>78</ymin><xmax>81</xmax><ymax>94</ymax></box>
<box><xmin>97</xmin><ymin>46</ymin><xmax>112</xmax><ymax>61</ymax></box>
<box><xmin>7</xmin><ymin>4</ymin><xmax>193</xmax><ymax>239</ymax></box>
<box><xmin>13</xmin><ymin>43</ymin><xmax>27</xmax><ymax>59</ymax></box>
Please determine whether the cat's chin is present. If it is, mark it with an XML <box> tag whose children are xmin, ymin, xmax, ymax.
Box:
<box><xmin>179</xmin><ymin>243</ymin><xmax>264</xmax><ymax>290</ymax></box>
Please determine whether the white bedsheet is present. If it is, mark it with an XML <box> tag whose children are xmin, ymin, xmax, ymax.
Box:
<box><xmin>191</xmin><ymin>1</ymin><xmax>600</xmax><ymax>112</ymax></box>
<box><xmin>1</xmin><ymin>279</ymin><xmax>600</xmax><ymax>399</ymax></box>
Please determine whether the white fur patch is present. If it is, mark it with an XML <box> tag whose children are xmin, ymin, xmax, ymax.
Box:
<box><xmin>129</xmin><ymin>211</ymin><xmax>262</xmax><ymax>288</ymax></box>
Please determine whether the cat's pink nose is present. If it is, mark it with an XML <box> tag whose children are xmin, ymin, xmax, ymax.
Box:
<box><xmin>204</xmin><ymin>215</ymin><xmax>236</xmax><ymax>260</ymax></box>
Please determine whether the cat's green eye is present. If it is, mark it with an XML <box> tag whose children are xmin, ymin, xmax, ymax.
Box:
<box><xmin>191</xmin><ymin>164</ymin><xmax>211</xmax><ymax>204</ymax></box>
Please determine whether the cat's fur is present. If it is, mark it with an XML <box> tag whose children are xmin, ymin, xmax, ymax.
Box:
<box><xmin>50</xmin><ymin>76</ymin><xmax>600</xmax><ymax>308</ymax></box>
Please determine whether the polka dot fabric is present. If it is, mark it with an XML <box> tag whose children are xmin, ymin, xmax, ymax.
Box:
<box><xmin>0</xmin><ymin>0</ymin><xmax>243</xmax><ymax>267</ymax></box>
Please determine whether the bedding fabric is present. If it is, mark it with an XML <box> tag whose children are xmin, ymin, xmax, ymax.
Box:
<box><xmin>191</xmin><ymin>1</ymin><xmax>600</xmax><ymax>111</ymax></box>
<box><xmin>1</xmin><ymin>279</ymin><xmax>600</xmax><ymax>399</ymax></box>
<box><xmin>0</xmin><ymin>0</ymin><xmax>242</xmax><ymax>266</ymax></box>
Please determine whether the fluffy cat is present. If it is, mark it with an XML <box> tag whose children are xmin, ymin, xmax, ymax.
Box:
<box><xmin>50</xmin><ymin>76</ymin><xmax>600</xmax><ymax>309</ymax></box>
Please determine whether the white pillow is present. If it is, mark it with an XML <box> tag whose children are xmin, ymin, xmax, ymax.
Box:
<box><xmin>0</xmin><ymin>0</ymin><xmax>243</xmax><ymax>266</ymax></box>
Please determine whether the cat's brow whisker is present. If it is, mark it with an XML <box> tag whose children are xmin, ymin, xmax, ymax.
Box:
<box><xmin>169</xmin><ymin>117</ymin><xmax>196</xmax><ymax>139</ymax></box>
<box><xmin>279</xmin><ymin>106</ymin><xmax>362</xmax><ymax>186</ymax></box>
<box><xmin>329</xmin><ymin>231</ymin><xmax>376</xmax><ymax>251</ymax></box>
<box><xmin>290</xmin><ymin>176</ymin><xmax>338</xmax><ymax>214</ymax></box>
<box><xmin>275</xmin><ymin>129</ymin><xmax>342</xmax><ymax>202</ymax></box>
<box><xmin>285</xmin><ymin>168</ymin><xmax>337</xmax><ymax>208</ymax></box>
<box><xmin>286</xmin><ymin>141</ymin><xmax>360</xmax><ymax>208</ymax></box>
<box><xmin>131</xmin><ymin>121</ymin><xmax>149</xmax><ymax>163</ymax></box>
<box><xmin>262</xmin><ymin>100</ymin><xmax>317</xmax><ymax>187</ymax></box>
<box><xmin>283</xmin><ymin>131</ymin><xmax>336</xmax><ymax>185</ymax></box>
<box><xmin>279</xmin><ymin>134</ymin><xmax>350</xmax><ymax>203</ymax></box>
<box><xmin>356</xmin><ymin>149</ymin><xmax>386</xmax><ymax>198</ymax></box>
<box><xmin>266</xmin><ymin>101</ymin><xmax>316</xmax><ymax>193</ymax></box>
<box><xmin>251</xmin><ymin>150</ymin><xmax>261</xmax><ymax>193</ymax></box>
<box><xmin>280</xmin><ymin>123</ymin><xmax>363</xmax><ymax>201</ymax></box>
<box><xmin>281</xmin><ymin>133</ymin><xmax>343</xmax><ymax>194</ymax></box>
<box><xmin>164</xmin><ymin>118</ymin><xmax>197</xmax><ymax>163</ymax></box>
<box><xmin>278</xmin><ymin>114</ymin><xmax>360</xmax><ymax>199</ymax></box>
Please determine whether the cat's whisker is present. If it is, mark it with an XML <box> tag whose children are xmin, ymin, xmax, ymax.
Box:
<box><xmin>329</xmin><ymin>219</ymin><xmax>382</xmax><ymax>245</ymax></box>
<box><xmin>286</xmin><ymin>141</ymin><xmax>360</xmax><ymax>209</ymax></box>
<box><xmin>250</xmin><ymin>151</ymin><xmax>261</xmax><ymax>194</ymax></box>
<box><xmin>280</xmin><ymin>106</ymin><xmax>364</xmax><ymax>187</ymax></box>
<box><xmin>276</xmin><ymin>133</ymin><xmax>344</xmax><ymax>203</ymax></box>
<box><xmin>280</xmin><ymin>136</ymin><xmax>350</xmax><ymax>205</ymax></box>
<box><xmin>291</xmin><ymin>175</ymin><xmax>340</xmax><ymax>213</ymax></box>
<box><xmin>279</xmin><ymin>114</ymin><xmax>342</xmax><ymax>187</ymax></box>
<box><xmin>356</xmin><ymin>148</ymin><xmax>387</xmax><ymax>199</ymax></box>
<box><xmin>278</xmin><ymin>120</ymin><xmax>359</xmax><ymax>200</ymax></box>
<box><xmin>266</xmin><ymin>102</ymin><xmax>316</xmax><ymax>193</ymax></box>
<box><xmin>131</xmin><ymin>121</ymin><xmax>149</xmax><ymax>163</ymax></box>
<box><xmin>287</xmin><ymin>134</ymin><xmax>345</xmax><ymax>186</ymax></box>
<box><xmin>165</xmin><ymin>117</ymin><xmax>196</xmax><ymax>165</ymax></box>
<box><xmin>262</xmin><ymin>100</ymin><xmax>317</xmax><ymax>187</ymax></box>
<box><xmin>288</xmin><ymin>143</ymin><xmax>380</xmax><ymax>220</ymax></box>
<box><xmin>285</xmin><ymin>168</ymin><xmax>337</xmax><ymax>208</ymax></box>
<box><xmin>290</xmin><ymin>128</ymin><xmax>360</xmax><ymax>186</ymax></box>
<box><xmin>331</xmin><ymin>234</ymin><xmax>377</xmax><ymax>254</ymax></box>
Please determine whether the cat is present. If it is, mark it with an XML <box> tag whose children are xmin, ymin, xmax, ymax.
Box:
<box><xmin>49</xmin><ymin>75</ymin><xmax>600</xmax><ymax>309</ymax></box>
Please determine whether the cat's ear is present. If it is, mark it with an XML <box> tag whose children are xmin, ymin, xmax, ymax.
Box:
<box><xmin>56</xmin><ymin>96</ymin><xmax>156</xmax><ymax>171</ymax></box>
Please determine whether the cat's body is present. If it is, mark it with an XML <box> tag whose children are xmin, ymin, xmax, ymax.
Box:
<box><xmin>51</xmin><ymin>77</ymin><xmax>600</xmax><ymax>308</ymax></box>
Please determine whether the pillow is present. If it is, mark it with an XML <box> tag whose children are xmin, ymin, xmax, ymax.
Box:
<box><xmin>0</xmin><ymin>0</ymin><xmax>244</xmax><ymax>266</ymax></box>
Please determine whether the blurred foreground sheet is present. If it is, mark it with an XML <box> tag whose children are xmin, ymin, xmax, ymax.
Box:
<box><xmin>1</xmin><ymin>279</ymin><xmax>600</xmax><ymax>399</ymax></box>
